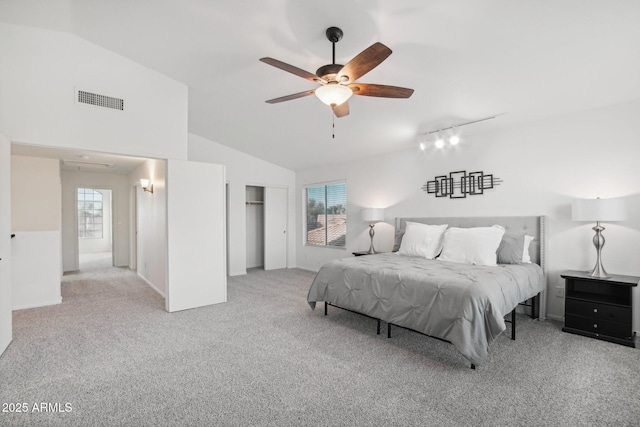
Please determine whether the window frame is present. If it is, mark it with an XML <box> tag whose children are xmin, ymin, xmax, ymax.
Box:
<box><xmin>77</xmin><ymin>187</ymin><xmax>104</xmax><ymax>239</ymax></box>
<box><xmin>304</xmin><ymin>181</ymin><xmax>347</xmax><ymax>249</ymax></box>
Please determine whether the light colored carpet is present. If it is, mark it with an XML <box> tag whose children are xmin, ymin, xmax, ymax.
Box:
<box><xmin>1</xmin><ymin>265</ymin><xmax>639</xmax><ymax>426</ymax></box>
<box><xmin>78</xmin><ymin>251</ymin><xmax>112</xmax><ymax>271</ymax></box>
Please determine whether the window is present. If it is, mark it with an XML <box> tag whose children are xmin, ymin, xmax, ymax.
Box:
<box><xmin>77</xmin><ymin>188</ymin><xmax>103</xmax><ymax>239</ymax></box>
<box><xmin>305</xmin><ymin>182</ymin><xmax>347</xmax><ymax>247</ymax></box>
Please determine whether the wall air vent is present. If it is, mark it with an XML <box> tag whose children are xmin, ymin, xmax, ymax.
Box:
<box><xmin>77</xmin><ymin>89</ymin><xmax>124</xmax><ymax>111</ymax></box>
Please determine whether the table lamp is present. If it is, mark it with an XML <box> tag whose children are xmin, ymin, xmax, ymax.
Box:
<box><xmin>361</xmin><ymin>208</ymin><xmax>385</xmax><ymax>254</ymax></box>
<box><xmin>571</xmin><ymin>197</ymin><xmax>627</xmax><ymax>278</ymax></box>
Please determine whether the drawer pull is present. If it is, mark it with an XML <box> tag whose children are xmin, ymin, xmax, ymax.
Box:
<box><xmin>593</xmin><ymin>324</ymin><xmax>598</xmax><ymax>329</ymax></box>
<box><xmin>593</xmin><ymin>308</ymin><xmax>598</xmax><ymax>313</ymax></box>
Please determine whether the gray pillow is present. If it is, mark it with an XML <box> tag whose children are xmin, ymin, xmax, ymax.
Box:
<box><xmin>497</xmin><ymin>235</ymin><xmax>525</xmax><ymax>264</ymax></box>
<box><xmin>392</xmin><ymin>229</ymin><xmax>404</xmax><ymax>252</ymax></box>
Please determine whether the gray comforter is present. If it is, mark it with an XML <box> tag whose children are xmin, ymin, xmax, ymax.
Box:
<box><xmin>307</xmin><ymin>253</ymin><xmax>545</xmax><ymax>366</ymax></box>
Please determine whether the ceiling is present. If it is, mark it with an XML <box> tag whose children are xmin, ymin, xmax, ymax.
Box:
<box><xmin>2</xmin><ymin>0</ymin><xmax>640</xmax><ymax>171</ymax></box>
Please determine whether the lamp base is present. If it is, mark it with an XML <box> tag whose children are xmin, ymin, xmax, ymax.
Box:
<box><xmin>588</xmin><ymin>222</ymin><xmax>610</xmax><ymax>279</ymax></box>
<box><xmin>367</xmin><ymin>223</ymin><xmax>377</xmax><ymax>254</ymax></box>
<box><xmin>587</xmin><ymin>268</ymin><xmax>610</xmax><ymax>279</ymax></box>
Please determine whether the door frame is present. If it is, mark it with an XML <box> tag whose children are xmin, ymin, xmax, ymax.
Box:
<box><xmin>0</xmin><ymin>133</ymin><xmax>12</xmax><ymax>356</ymax></box>
<box><xmin>73</xmin><ymin>185</ymin><xmax>116</xmax><ymax>270</ymax></box>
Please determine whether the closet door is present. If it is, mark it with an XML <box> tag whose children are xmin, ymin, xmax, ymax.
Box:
<box><xmin>0</xmin><ymin>134</ymin><xmax>12</xmax><ymax>355</ymax></box>
<box><xmin>264</xmin><ymin>187</ymin><xmax>287</xmax><ymax>270</ymax></box>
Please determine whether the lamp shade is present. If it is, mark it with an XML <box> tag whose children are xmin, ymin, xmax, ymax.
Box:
<box><xmin>361</xmin><ymin>207</ymin><xmax>384</xmax><ymax>223</ymax></box>
<box><xmin>571</xmin><ymin>197</ymin><xmax>627</xmax><ymax>222</ymax></box>
<box><xmin>315</xmin><ymin>83</ymin><xmax>352</xmax><ymax>106</ymax></box>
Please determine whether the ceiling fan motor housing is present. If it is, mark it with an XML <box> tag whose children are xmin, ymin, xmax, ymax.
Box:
<box><xmin>316</xmin><ymin>63</ymin><xmax>344</xmax><ymax>81</ymax></box>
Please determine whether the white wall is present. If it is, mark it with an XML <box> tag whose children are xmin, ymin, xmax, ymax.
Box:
<box><xmin>61</xmin><ymin>172</ymin><xmax>129</xmax><ymax>271</ymax></box>
<box><xmin>296</xmin><ymin>99</ymin><xmax>640</xmax><ymax>329</ymax></box>
<box><xmin>130</xmin><ymin>159</ymin><xmax>167</xmax><ymax>296</ymax></box>
<box><xmin>188</xmin><ymin>133</ymin><xmax>296</xmax><ymax>276</ymax></box>
<box><xmin>11</xmin><ymin>156</ymin><xmax>62</xmax><ymax>231</ymax></box>
<box><xmin>166</xmin><ymin>160</ymin><xmax>227</xmax><ymax>312</ymax></box>
<box><xmin>10</xmin><ymin>155</ymin><xmax>62</xmax><ymax>309</ymax></box>
<box><xmin>12</xmin><ymin>231</ymin><xmax>62</xmax><ymax>310</ymax></box>
<box><xmin>0</xmin><ymin>23</ymin><xmax>188</xmax><ymax>161</ymax></box>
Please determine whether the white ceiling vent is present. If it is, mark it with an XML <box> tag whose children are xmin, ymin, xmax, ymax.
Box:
<box><xmin>77</xmin><ymin>89</ymin><xmax>124</xmax><ymax>111</ymax></box>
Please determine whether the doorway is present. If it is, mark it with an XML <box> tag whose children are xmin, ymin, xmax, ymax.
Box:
<box><xmin>77</xmin><ymin>187</ymin><xmax>113</xmax><ymax>270</ymax></box>
<box><xmin>245</xmin><ymin>185</ymin><xmax>264</xmax><ymax>269</ymax></box>
<box><xmin>245</xmin><ymin>185</ymin><xmax>288</xmax><ymax>271</ymax></box>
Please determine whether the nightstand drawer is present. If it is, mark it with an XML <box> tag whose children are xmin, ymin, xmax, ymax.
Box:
<box><xmin>565</xmin><ymin>298</ymin><xmax>631</xmax><ymax>323</ymax></box>
<box><xmin>565</xmin><ymin>314</ymin><xmax>633</xmax><ymax>339</ymax></box>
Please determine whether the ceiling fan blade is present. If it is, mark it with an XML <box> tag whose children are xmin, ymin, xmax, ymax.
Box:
<box><xmin>265</xmin><ymin>89</ymin><xmax>315</xmax><ymax>104</ymax></box>
<box><xmin>259</xmin><ymin>57</ymin><xmax>326</xmax><ymax>84</ymax></box>
<box><xmin>349</xmin><ymin>83</ymin><xmax>414</xmax><ymax>98</ymax></box>
<box><xmin>337</xmin><ymin>42</ymin><xmax>392</xmax><ymax>84</ymax></box>
<box><xmin>332</xmin><ymin>101</ymin><xmax>349</xmax><ymax>118</ymax></box>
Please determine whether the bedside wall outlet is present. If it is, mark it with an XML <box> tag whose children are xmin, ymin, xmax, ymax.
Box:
<box><xmin>555</xmin><ymin>286</ymin><xmax>565</xmax><ymax>298</ymax></box>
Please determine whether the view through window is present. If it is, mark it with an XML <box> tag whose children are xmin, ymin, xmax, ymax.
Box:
<box><xmin>77</xmin><ymin>188</ymin><xmax>103</xmax><ymax>239</ymax></box>
<box><xmin>305</xmin><ymin>182</ymin><xmax>347</xmax><ymax>247</ymax></box>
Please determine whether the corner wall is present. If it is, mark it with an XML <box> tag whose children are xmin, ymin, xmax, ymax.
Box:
<box><xmin>10</xmin><ymin>155</ymin><xmax>62</xmax><ymax>309</ymax></box>
<box><xmin>130</xmin><ymin>159</ymin><xmax>167</xmax><ymax>296</ymax></box>
<box><xmin>295</xmin><ymin>99</ymin><xmax>640</xmax><ymax>329</ymax></box>
<box><xmin>188</xmin><ymin>133</ymin><xmax>296</xmax><ymax>276</ymax></box>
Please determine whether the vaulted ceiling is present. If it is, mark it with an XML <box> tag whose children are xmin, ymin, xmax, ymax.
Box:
<box><xmin>2</xmin><ymin>0</ymin><xmax>640</xmax><ymax>170</ymax></box>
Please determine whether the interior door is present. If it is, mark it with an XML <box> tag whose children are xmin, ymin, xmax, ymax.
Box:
<box><xmin>166</xmin><ymin>160</ymin><xmax>226</xmax><ymax>312</ymax></box>
<box><xmin>264</xmin><ymin>187</ymin><xmax>287</xmax><ymax>270</ymax></box>
<box><xmin>0</xmin><ymin>133</ymin><xmax>12</xmax><ymax>355</ymax></box>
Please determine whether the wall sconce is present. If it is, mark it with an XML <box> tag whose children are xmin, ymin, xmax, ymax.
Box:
<box><xmin>140</xmin><ymin>178</ymin><xmax>154</xmax><ymax>194</ymax></box>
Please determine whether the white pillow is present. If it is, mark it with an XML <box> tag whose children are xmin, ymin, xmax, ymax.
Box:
<box><xmin>398</xmin><ymin>222</ymin><xmax>448</xmax><ymax>259</ymax></box>
<box><xmin>522</xmin><ymin>235</ymin><xmax>534</xmax><ymax>263</ymax></box>
<box><xmin>438</xmin><ymin>225</ymin><xmax>506</xmax><ymax>266</ymax></box>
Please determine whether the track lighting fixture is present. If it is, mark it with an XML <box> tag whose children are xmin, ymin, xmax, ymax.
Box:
<box><xmin>417</xmin><ymin>114</ymin><xmax>503</xmax><ymax>151</ymax></box>
<box><xmin>434</xmin><ymin>131</ymin><xmax>445</xmax><ymax>149</ymax></box>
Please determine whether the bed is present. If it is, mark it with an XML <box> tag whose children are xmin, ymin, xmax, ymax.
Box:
<box><xmin>307</xmin><ymin>216</ymin><xmax>547</xmax><ymax>368</ymax></box>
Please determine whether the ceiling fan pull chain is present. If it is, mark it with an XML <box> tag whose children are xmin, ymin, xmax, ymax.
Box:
<box><xmin>332</xmin><ymin>112</ymin><xmax>335</xmax><ymax>139</ymax></box>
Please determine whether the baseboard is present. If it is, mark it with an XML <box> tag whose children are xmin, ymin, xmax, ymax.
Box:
<box><xmin>137</xmin><ymin>272</ymin><xmax>165</xmax><ymax>298</ymax></box>
<box><xmin>546</xmin><ymin>314</ymin><xmax>564</xmax><ymax>322</ymax></box>
<box><xmin>13</xmin><ymin>297</ymin><xmax>62</xmax><ymax>311</ymax></box>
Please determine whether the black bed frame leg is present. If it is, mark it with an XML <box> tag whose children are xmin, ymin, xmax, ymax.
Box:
<box><xmin>531</xmin><ymin>296</ymin><xmax>537</xmax><ymax>319</ymax></box>
<box><xmin>377</xmin><ymin>319</ymin><xmax>381</xmax><ymax>335</ymax></box>
<box><xmin>324</xmin><ymin>301</ymin><xmax>327</xmax><ymax>316</ymax></box>
<box><xmin>387</xmin><ymin>323</ymin><xmax>392</xmax><ymax>338</ymax></box>
<box><xmin>511</xmin><ymin>309</ymin><xmax>516</xmax><ymax>340</ymax></box>
<box><xmin>470</xmin><ymin>364</ymin><xmax>476</xmax><ymax>370</ymax></box>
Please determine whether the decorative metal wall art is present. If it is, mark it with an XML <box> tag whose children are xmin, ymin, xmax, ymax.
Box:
<box><xmin>422</xmin><ymin>170</ymin><xmax>502</xmax><ymax>199</ymax></box>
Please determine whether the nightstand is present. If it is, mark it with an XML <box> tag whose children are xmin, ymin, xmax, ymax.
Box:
<box><xmin>561</xmin><ymin>270</ymin><xmax>638</xmax><ymax>347</ymax></box>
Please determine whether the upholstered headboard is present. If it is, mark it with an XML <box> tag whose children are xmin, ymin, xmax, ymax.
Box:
<box><xmin>394</xmin><ymin>216</ymin><xmax>546</xmax><ymax>268</ymax></box>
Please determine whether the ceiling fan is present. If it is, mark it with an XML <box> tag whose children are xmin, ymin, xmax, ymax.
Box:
<box><xmin>260</xmin><ymin>27</ymin><xmax>414</xmax><ymax>118</ymax></box>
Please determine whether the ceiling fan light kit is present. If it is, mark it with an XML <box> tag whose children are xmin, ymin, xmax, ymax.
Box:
<box><xmin>315</xmin><ymin>83</ymin><xmax>352</xmax><ymax>107</ymax></box>
<box><xmin>260</xmin><ymin>26</ymin><xmax>414</xmax><ymax>118</ymax></box>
